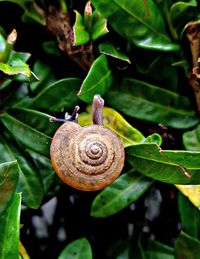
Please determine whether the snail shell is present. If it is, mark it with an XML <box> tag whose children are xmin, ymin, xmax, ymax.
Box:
<box><xmin>50</xmin><ymin>121</ymin><xmax>125</xmax><ymax>191</ymax></box>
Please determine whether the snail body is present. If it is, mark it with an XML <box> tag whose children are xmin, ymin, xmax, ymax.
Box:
<box><xmin>50</xmin><ymin>121</ymin><xmax>125</xmax><ymax>191</ymax></box>
<box><xmin>50</xmin><ymin>95</ymin><xmax>125</xmax><ymax>191</ymax></box>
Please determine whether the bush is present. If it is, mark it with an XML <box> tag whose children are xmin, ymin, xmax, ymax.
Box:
<box><xmin>0</xmin><ymin>1</ymin><xmax>200</xmax><ymax>258</ymax></box>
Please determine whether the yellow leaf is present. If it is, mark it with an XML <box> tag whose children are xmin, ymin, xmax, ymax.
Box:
<box><xmin>78</xmin><ymin>105</ymin><xmax>144</xmax><ymax>147</ymax></box>
<box><xmin>176</xmin><ymin>184</ymin><xmax>200</xmax><ymax>208</ymax></box>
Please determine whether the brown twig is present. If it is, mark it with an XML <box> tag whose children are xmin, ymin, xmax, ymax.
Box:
<box><xmin>185</xmin><ymin>20</ymin><xmax>200</xmax><ymax>114</ymax></box>
<box><xmin>46</xmin><ymin>6</ymin><xmax>93</xmax><ymax>72</ymax></box>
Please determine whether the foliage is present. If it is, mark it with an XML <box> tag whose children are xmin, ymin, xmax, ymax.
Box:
<box><xmin>0</xmin><ymin>0</ymin><xmax>200</xmax><ymax>258</ymax></box>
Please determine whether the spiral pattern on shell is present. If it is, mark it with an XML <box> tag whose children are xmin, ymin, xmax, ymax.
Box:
<box><xmin>50</xmin><ymin>122</ymin><xmax>125</xmax><ymax>191</ymax></box>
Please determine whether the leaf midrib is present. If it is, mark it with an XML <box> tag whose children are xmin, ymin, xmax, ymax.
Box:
<box><xmin>92</xmin><ymin>174</ymin><xmax>152</xmax><ymax>216</ymax></box>
<box><xmin>81</xmin><ymin>69</ymin><xmax>112</xmax><ymax>96</ymax></box>
<box><xmin>110</xmin><ymin>91</ymin><xmax>197</xmax><ymax>117</ymax></box>
<box><xmin>112</xmin><ymin>0</ymin><xmax>170</xmax><ymax>41</ymax></box>
<box><xmin>126</xmin><ymin>150</ymin><xmax>200</xmax><ymax>171</ymax></box>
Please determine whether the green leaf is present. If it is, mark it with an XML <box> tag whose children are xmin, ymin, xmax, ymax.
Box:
<box><xmin>28</xmin><ymin>150</ymin><xmax>55</xmax><ymax>193</ymax></box>
<box><xmin>91</xmin><ymin>10</ymin><xmax>109</xmax><ymax>41</ymax></box>
<box><xmin>107</xmin><ymin>238</ymin><xmax>132</xmax><ymax>259</ymax></box>
<box><xmin>11</xmin><ymin>51</ymin><xmax>31</xmax><ymax>63</ymax></box>
<box><xmin>0</xmin><ymin>33</ymin><xmax>6</xmax><ymax>60</ymax></box>
<box><xmin>105</xmin><ymin>78</ymin><xmax>199</xmax><ymax>129</ymax></box>
<box><xmin>126</xmin><ymin>143</ymin><xmax>200</xmax><ymax>184</ymax></box>
<box><xmin>99</xmin><ymin>41</ymin><xmax>131</xmax><ymax>63</ymax></box>
<box><xmin>0</xmin><ymin>161</ymin><xmax>19</xmax><ymax>215</ymax></box>
<box><xmin>0</xmin><ymin>112</ymin><xmax>51</xmax><ymax>157</ymax></box>
<box><xmin>0</xmin><ymin>79</ymin><xmax>12</xmax><ymax>91</ymax></box>
<box><xmin>144</xmin><ymin>251</ymin><xmax>174</xmax><ymax>259</ymax></box>
<box><xmin>183</xmin><ymin>124</ymin><xmax>200</xmax><ymax>151</ymax></box>
<box><xmin>0</xmin><ymin>193</ymin><xmax>21</xmax><ymax>259</ymax></box>
<box><xmin>42</xmin><ymin>41</ymin><xmax>61</xmax><ymax>57</ymax></box>
<box><xmin>138</xmin><ymin>238</ymin><xmax>175</xmax><ymax>259</ymax></box>
<box><xmin>175</xmin><ymin>232</ymin><xmax>200</xmax><ymax>259</ymax></box>
<box><xmin>170</xmin><ymin>0</ymin><xmax>197</xmax><ymax>24</ymax></box>
<box><xmin>0</xmin><ymin>51</ymin><xmax>31</xmax><ymax>77</ymax></box>
<box><xmin>91</xmin><ymin>170</ymin><xmax>153</xmax><ymax>218</ymax></box>
<box><xmin>144</xmin><ymin>133</ymin><xmax>162</xmax><ymax>146</ymax></box>
<box><xmin>146</xmin><ymin>54</ymin><xmax>178</xmax><ymax>91</ymax></box>
<box><xmin>92</xmin><ymin>0</ymin><xmax>180</xmax><ymax>51</ymax></box>
<box><xmin>0</xmin><ymin>136</ymin><xmax>44</xmax><ymax>209</ymax></box>
<box><xmin>58</xmin><ymin>238</ymin><xmax>92</xmax><ymax>259</ymax></box>
<box><xmin>15</xmin><ymin>78</ymin><xmax>81</xmax><ymax>112</ymax></box>
<box><xmin>6</xmin><ymin>108</ymin><xmax>59</xmax><ymax>137</ymax></box>
<box><xmin>178</xmin><ymin>192</ymin><xmax>200</xmax><ymax>239</ymax></box>
<box><xmin>78</xmin><ymin>54</ymin><xmax>112</xmax><ymax>103</ymax></box>
<box><xmin>78</xmin><ymin>106</ymin><xmax>145</xmax><ymax>147</ymax></box>
<box><xmin>140</xmin><ymin>239</ymin><xmax>175</xmax><ymax>259</ymax></box>
<box><xmin>73</xmin><ymin>11</ymin><xmax>90</xmax><ymax>46</ymax></box>
<box><xmin>29</xmin><ymin>60</ymin><xmax>56</xmax><ymax>93</ymax></box>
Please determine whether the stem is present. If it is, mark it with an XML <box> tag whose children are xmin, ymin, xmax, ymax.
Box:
<box><xmin>165</xmin><ymin>7</ymin><xmax>178</xmax><ymax>41</ymax></box>
<box><xmin>186</xmin><ymin>21</ymin><xmax>200</xmax><ymax>113</ymax></box>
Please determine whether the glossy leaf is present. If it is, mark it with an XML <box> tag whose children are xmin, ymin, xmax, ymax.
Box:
<box><xmin>29</xmin><ymin>60</ymin><xmax>56</xmax><ymax>93</ymax></box>
<box><xmin>92</xmin><ymin>0</ymin><xmax>180</xmax><ymax>51</ymax></box>
<box><xmin>91</xmin><ymin>10</ymin><xmax>109</xmax><ymax>41</ymax></box>
<box><xmin>0</xmin><ymin>51</ymin><xmax>31</xmax><ymax>77</ymax></box>
<box><xmin>175</xmin><ymin>232</ymin><xmax>200</xmax><ymax>259</ymax></box>
<box><xmin>183</xmin><ymin>124</ymin><xmax>200</xmax><ymax>151</ymax></box>
<box><xmin>146</xmin><ymin>54</ymin><xmax>178</xmax><ymax>91</ymax></box>
<box><xmin>78</xmin><ymin>54</ymin><xmax>112</xmax><ymax>103</ymax></box>
<box><xmin>0</xmin><ymin>112</ymin><xmax>51</xmax><ymax>157</ymax></box>
<box><xmin>73</xmin><ymin>11</ymin><xmax>90</xmax><ymax>46</ymax></box>
<box><xmin>0</xmin><ymin>136</ymin><xmax>44</xmax><ymax>209</ymax></box>
<box><xmin>15</xmin><ymin>78</ymin><xmax>81</xmax><ymax>112</ymax></box>
<box><xmin>58</xmin><ymin>238</ymin><xmax>92</xmax><ymax>259</ymax></box>
<box><xmin>107</xmin><ymin>238</ymin><xmax>132</xmax><ymax>259</ymax></box>
<box><xmin>105</xmin><ymin>78</ymin><xmax>199</xmax><ymax>129</ymax></box>
<box><xmin>78</xmin><ymin>105</ymin><xmax>145</xmax><ymax>147</ymax></box>
<box><xmin>126</xmin><ymin>143</ymin><xmax>200</xmax><ymax>184</ymax></box>
<box><xmin>145</xmin><ymin>240</ymin><xmax>174</xmax><ymax>256</ymax></box>
<box><xmin>0</xmin><ymin>161</ymin><xmax>19</xmax><ymax>215</ymax></box>
<box><xmin>139</xmin><ymin>239</ymin><xmax>175</xmax><ymax>259</ymax></box>
<box><xmin>28</xmin><ymin>150</ymin><xmax>55</xmax><ymax>193</ymax></box>
<box><xmin>6</xmin><ymin>108</ymin><xmax>59</xmax><ymax>137</ymax></box>
<box><xmin>11</xmin><ymin>51</ymin><xmax>31</xmax><ymax>63</ymax></box>
<box><xmin>0</xmin><ymin>32</ymin><xmax>6</xmax><ymax>61</ymax></box>
<box><xmin>91</xmin><ymin>170</ymin><xmax>153</xmax><ymax>218</ymax></box>
<box><xmin>170</xmin><ymin>0</ymin><xmax>197</xmax><ymax>25</ymax></box>
<box><xmin>43</xmin><ymin>41</ymin><xmax>61</xmax><ymax>57</ymax></box>
<box><xmin>0</xmin><ymin>193</ymin><xmax>21</xmax><ymax>259</ymax></box>
<box><xmin>99</xmin><ymin>41</ymin><xmax>131</xmax><ymax>63</ymax></box>
<box><xmin>176</xmin><ymin>184</ymin><xmax>200</xmax><ymax>208</ymax></box>
<box><xmin>178</xmin><ymin>192</ymin><xmax>200</xmax><ymax>239</ymax></box>
<box><xmin>0</xmin><ymin>79</ymin><xmax>12</xmax><ymax>91</ymax></box>
<box><xmin>144</xmin><ymin>133</ymin><xmax>162</xmax><ymax>146</ymax></box>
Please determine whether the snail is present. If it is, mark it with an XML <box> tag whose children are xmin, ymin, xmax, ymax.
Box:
<box><xmin>50</xmin><ymin>95</ymin><xmax>125</xmax><ymax>191</ymax></box>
